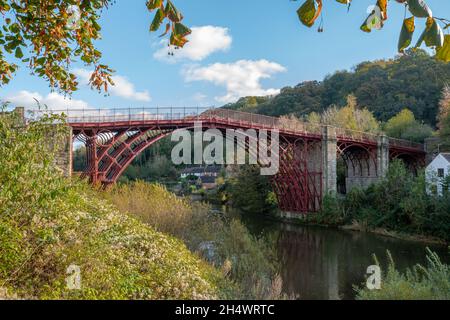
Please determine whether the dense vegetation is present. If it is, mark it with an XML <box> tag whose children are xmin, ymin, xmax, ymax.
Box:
<box><xmin>0</xmin><ymin>110</ymin><xmax>232</xmax><ymax>299</ymax></box>
<box><xmin>224</xmin><ymin>50</ymin><xmax>449</xmax><ymax>127</ymax></box>
<box><xmin>312</xmin><ymin>161</ymin><xmax>450</xmax><ymax>241</ymax></box>
<box><xmin>356</xmin><ymin>249</ymin><xmax>450</xmax><ymax>300</ymax></box>
<box><xmin>438</xmin><ymin>86</ymin><xmax>450</xmax><ymax>149</ymax></box>
<box><xmin>208</xmin><ymin>165</ymin><xmax>278</xmax><ymax>215</ymax></box>
<box><xmin>104</xmin><ymin>181</ymin><xmax>285</xmax><ymax>299</ymax></box>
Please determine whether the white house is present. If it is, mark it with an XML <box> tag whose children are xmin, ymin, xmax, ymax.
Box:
<box><xmin>426</xmin><ymin>153</ymin><xmax>450</xmax><ymax>196</ymax></box>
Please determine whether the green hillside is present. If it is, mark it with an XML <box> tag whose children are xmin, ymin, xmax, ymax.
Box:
<box><xmin>223</xmin><ymin>50</ymin><xmax>450</xmax><ymax>126</ymax></box>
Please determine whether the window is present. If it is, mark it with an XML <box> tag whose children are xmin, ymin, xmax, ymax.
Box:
<box><xmin>438</xmin><ymin>168</ymin><xmax>445</xmax><ymax>178</ymax></box>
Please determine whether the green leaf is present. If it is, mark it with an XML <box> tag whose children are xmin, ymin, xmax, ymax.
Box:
<box><xmin>297</xmin><ymin>0</ymin><xmax>322</xmax><ymax>28</ymax></box>
<box><xmin>150</xmin><ymin>8</ymin><xmax>165</xmax><ymax>32</ymax></box>
<box><xmin>14</xmin><ymin>47</ymin><xmax>23</xmax><ymax>59</ymax></box>
<box><xmin>416</xmin><ymin>17</ymin><xmax>444</xmax><ymax>48</ymax></box>
<box><xmin>361</xmin><ymin>12</ymin><xmax>382</xmax><ymax>33</ymax></box>
<box><xmin>398</xmin><ymin>17</ymin><xmax>415</xmax><ymax>53</ymax></box>
<box><xmin>164</xmin><ymin>0</ymin><xmax>182</xmax><ymax>23</ymax></box>
<box><xmin>147</xmin><ymin>0</ymin><xmax>163</xmax><ymax>10</ymax></box>
<box><xmin>173</xmin><ymin>23</ymin><xmax>191</xmax><ymax>38</ymax></box>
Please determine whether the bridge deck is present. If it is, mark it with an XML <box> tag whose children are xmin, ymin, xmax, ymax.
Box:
<box><xmin>29</xmin><ymin>107</ymin><xmax>425</xmax><ymax>153</ymax></box>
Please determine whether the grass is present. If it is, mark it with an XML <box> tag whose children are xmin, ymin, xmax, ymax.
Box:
<box><xmin>356</xmin><ymin>249</ymin><xmax>450</xmax><ymax>300</ymax></box>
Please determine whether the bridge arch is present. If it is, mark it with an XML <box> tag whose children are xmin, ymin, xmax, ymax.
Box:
<box><xmin>336</xmin><ymin>142</ymin><xmax>378</xmax><ymax>194</ymax></box>
<box><xmin>389</xmin><ymin>151</ymin><xmax>425</xmax><ymax>175</ymax></box>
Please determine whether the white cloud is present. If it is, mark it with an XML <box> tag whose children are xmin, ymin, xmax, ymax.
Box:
<box><xmin>193</xmin><ymin>92</ymin><xmax>207</xmax><ymax>102</ymax></box>
<box><xmin>4</xmin><ymin>90</ymin><xmax>92</xmax><ymax>110</ymax></box>
<box><xmin>154</xmin><ymin>26</ymin><xmax>232</xmax><ymax>62</ymax></box>
<box><xmin>74</xmin><ymin>69</ymin><xmax>151</xmax><ymax>102</ymax></box>
<box><xmin>183</xmin><ymin>59</ymin><xmax>286</xmax><ymax>103</ymax></box>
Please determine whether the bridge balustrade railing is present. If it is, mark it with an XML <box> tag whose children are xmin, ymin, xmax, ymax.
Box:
<box><xmin>388</xmin><ymin>137</ymin><xmax>425</xmax><ymax>151</ymax></box>
<box><xmin>27</xmin><ymin>107</ymin><xmax>425</xmax><ymax>151</ymax></box>
<box><xmin>334</xmin><ymin>127</ymin><xmax>379</xmax><ymax>143</ymax></box>
<box><xmin>206</xmin><ymin>109</ymin><xmax>323</xmax><ymax>135</ymax></box>
<box><xmin>203</xmin><ymin>108</ymin><xmax>278</xmax><ymax>128</ymax></box>
<box><xmin>28</xmin><ymin>107</ymin><xmax>211</xmax><ymax>123</ymax></box>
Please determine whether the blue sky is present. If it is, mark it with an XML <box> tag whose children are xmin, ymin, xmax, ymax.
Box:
<box><xmin>1</xmin><ymin>0</ymin><xmax>449</xmax><ymax>111</ymax></box>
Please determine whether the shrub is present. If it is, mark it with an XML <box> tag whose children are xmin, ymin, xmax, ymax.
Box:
<box><xmin>106</xmin><ymin>180</ymin><xmax>284</xmax><ymax>299</ymax></box>
<box><xmin>356</xmin><ymin>249</ymin><xmax>450</xmax><ymax>300</ymax></box>
<box><xmin>315</xmin><ymin>160</ymin><xmax>450</xmax><ymax>241</ymax></box>
<box><xmin>226</xmin><ymin>165</ymin><xmax>277</xmax><ymax>215</ymax></box>
<box><xmin>104</xmin><ymin>181</ymin><xmax>193</xmax><ymax>238</ymax></box>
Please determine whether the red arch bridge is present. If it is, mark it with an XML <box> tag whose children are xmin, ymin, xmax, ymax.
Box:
<box><xmin>45</xmin><ymin>107</ymin><xmax>425</xmax><ymax>214</ymax></box>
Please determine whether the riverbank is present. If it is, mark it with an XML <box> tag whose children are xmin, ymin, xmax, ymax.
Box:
<box><xmin>273</xmin><ymin>210</ymin><xmax>449</xmax><ymax>246</ymax></box>
<box><xmin>340</xmin><ymin>223</ymin><xmax>448</xmax><ymax>246</ymax></box>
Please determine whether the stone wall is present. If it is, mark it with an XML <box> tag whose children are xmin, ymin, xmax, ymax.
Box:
<box><xmin>45</xmin><ymin>124</ymin><xmax>73</xmax><ymax>177</ymax></box>
<box><xmin>4</xmin><ymin>107</ymin><xmax>73</xmax><ymax>177</ymax></box>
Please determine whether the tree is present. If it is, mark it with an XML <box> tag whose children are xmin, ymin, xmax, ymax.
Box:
<box><xmin>1</xmin><ymin>1</ymin><xmax>448</xmax><ymax>97</ymax></box>
<box><xmin>225</xmin><ymin>51</ymin><xmax>449</xmax><ymax>124</ymax></box>
<box><xmin>0</xmin><ymin>0</ymin><xmax>190</xmax><ymax>93</ymax></box>
<box><xmin>1</xmin><ymin>0</ymin><xmax>113</xmax><ymax>92</ymax></box>
<box><xmin>384</xmin><ymin>108</ymin><xmax>433</xmax><ymax>142</ymax></box>
<box><xmin>313</xmin><ymin>94</ymin><xmax>380</xmax><ymax>133</ymax></box>
<box><xmin>227</xmin><ymin>165</ymin><xmax>276</xmax><ymax>214</ymax></box>
<box><xmin>384</xmin><ymin>108</ymin><xmax>416</xmax><ymax>137</ymax></box>
<box><xmin>438</xmin><ymin>85</ymin><xmax>450</xmax><ymax>148</ymax></box>
<box><xmin>307</xmin><ymin>111</ymin><xmax>321</xmax><ymax>124</ymax></box>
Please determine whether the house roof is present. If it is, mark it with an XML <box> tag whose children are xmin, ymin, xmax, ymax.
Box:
<box><xmin>441</xmin><ymin>153</ymin><xmax>450</xmax><ymax>162</ymax></box>
<box><xmin>181</xmin><ymin>166</ymin><xmax>222</xmax><ymax>174</ymax></box>
<box><xmin>200</xmin><ymin>176</ymin><xmax>216</xmax><ymax>184</ymax></box>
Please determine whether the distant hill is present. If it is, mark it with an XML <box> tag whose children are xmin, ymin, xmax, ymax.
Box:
<box><xmin>222</xmin><ymin>50</ymin><xmax>450</xmax><ymax>126</ymax></box>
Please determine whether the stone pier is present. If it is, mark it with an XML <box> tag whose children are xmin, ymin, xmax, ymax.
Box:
<box><xmin>321</xmin><ymin>126</ymin><xmax>337</xmax><ymax>196</ymax></box>
<box><xmin>321</xmin><ymin>130</ymin><xmax>390</xmax><ymax>196</ymax></box>
<box><xmin>377</xmin><ymin>135</ymin><xmax>389</xmax><ymax>178</ymax></box>
<box><xmin>8</xmin><ymin>107</ymin><xmax>73</xmax><ymax>177</ymax></box>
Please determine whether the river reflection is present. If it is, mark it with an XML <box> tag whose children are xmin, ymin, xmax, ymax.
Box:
<box><xmin>228</xmin><ymin>210</ymin><xmax>449</xmax><ymax>300</ymax></box>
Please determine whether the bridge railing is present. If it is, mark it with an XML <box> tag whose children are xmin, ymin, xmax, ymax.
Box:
<box><xmin>334</xmin><ymin>127</ymin><xmax>380</xmax><ymax>143</ymax></box>
<box><xmin>28</xmin><ymin>107</ymin><xmax>211</xmax><ymax>123</ymax></box>
<box><xmin>27</xmin><ymin>107</ymin><xmax>424</xmax><ymax>150</ymax></box>
<box><xmin>388</xmin><ymin>137</ymin><xmax>425</xmax><ymax>151</ymax></box>
<box><xmin>203</xmin><ymin>108</ymin><xmax>278</xmax><ymax>128</ymax></box>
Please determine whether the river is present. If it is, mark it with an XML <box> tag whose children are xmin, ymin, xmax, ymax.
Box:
<box><xmin>223</xmin><ymin>208</ymin><xmax>449</xmax><ymax>300</ymax></box>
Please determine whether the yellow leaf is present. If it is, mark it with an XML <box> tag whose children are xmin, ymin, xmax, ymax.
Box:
<box><xmin>377</xmin><ymin>0</ymin><xmax>388</xmax><ymax>21</ymax></box>
<box><xmin>398</xmin><ymin>17</ymin><xmax>415</xmax><ymax>53</ymax></box>
<box><xmin>436</xmin><ymin>35</ymin><xmax>450</xmax><ymax>63</ymax></box>
<box><xmin>426</xmin><ymin>16</ymin><xmax>434</xmax><ymax>30</ymax></box>
<box><xmin>404</xmin><ymin>16</ymin><xmax>415</xmax><ymax>33</ymax></box>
